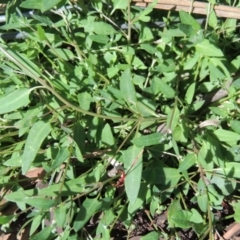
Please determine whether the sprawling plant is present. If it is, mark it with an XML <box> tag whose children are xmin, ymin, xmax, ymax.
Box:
<box><xmin>0</xmin><ymin>0</ymin><xmax>240</xmax><ymax>239</ymax></box>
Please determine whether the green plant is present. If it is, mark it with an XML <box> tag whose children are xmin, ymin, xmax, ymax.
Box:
<box><xmin>0</xmin><ymin>0</ymin><xmax>240</xmax><ymax>239</ymax></box>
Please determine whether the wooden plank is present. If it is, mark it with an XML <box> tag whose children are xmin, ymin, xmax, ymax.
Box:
<box><xmin>132</xmin><ymin>0</ymin><xmax>240</xmax><ymax>19</ymax></box>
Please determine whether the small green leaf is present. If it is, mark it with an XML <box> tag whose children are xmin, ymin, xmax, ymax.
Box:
<box><xmin>22</xmin><ymin>121</ymin><xmax>52</xmax><ymax>174</ymax></box>
<box><xmin>195</xmin><ymin>39</ymin><xmax>224</xmax><ymax>57</ymax></box>
<box><xmin>48</xmin><ymin>48</ymin><xmax>74</xmax><ymax>61</ymax></box>
<box><xmin>178</xmin><ymin>153</ymin><xmax>197</xmax><ymax>172</ymax></box>
<box><xmin>171</xmin><ymin>210</ymin><xmax>192</xmax><ymax>228</ymax></box>
<box><xmin>31</xmin><ymin>226</ymin><xmax>53</xmax><ymax>240</ymax></box>
<box><xmin>0</xmin><ymin>215</ymin><xmax>15</xmax><ymax>224</ymax></box>
<box><xmin>179</xmin><ymin>11</ymin><xmax>201</xmax><ymax>31</ymax></box>
<box><xmin>51</xmin><ymin>147</ymin><xmax>69</xmax><ymax>170</ymax></box>
<box><xmin>73</xmin><ymin>198</ymin><xmax>102</xmax><ymax>231</ymax></box>
<box><xmin>185</xmin><ymin>82</ymin><xmax>196</xmax><ymax>104</ymax></box>
<box><xmin>120</xmin><ymin>69</ymin><xmax>137</xmax><ymax>104</ymax></box>
<box><xmin>78</xmin><ymin>92</ymin><xmax>91</xmax><ymax>111</ymax></box>
<box><xmin>132</xmin><ymin>133</ymin><xmax>163</xmax><ymax>147</ymax></box>
<box><xmin>0</xmin><ymin>88</ymin><xmax>32</xmax><ymax>114</ymax></box>
<box><xmin>216</xmin><ymin>162</ymin><xmax>240</xmax><ymax>178</ymax></box>
<box><xmin>190</xmin><ymin>209</ymin><xmax>203</xmax><ymax>223</ymax></box>
<box><xmin>101</xmin><ymin>123</ymin><xmax>115</xmax><ymax>146</ymax></box>
<box><xmin>123</xmin><ymin>146</ymin><xmax>143</xmax><ymax>204</ymax></box>
<box><xmin>153</xmin><ymin>77</ymin><xmax>175</xmax><ymax>98</ymax></box>
<box><xmin>230</xmin><ymin>120</ymin><xmax>240</xmax><ymax>134</ymax></box>
<box><xmin>208</xmin><ymin>10</ymin><xmax>218</xmax><ymax>28</ymax></box>
<box><xmin>214</xmin><ymin>129</ymin><xmax>240</xmax><ymax>142</ymax></box>
<box><xmin>41</xmin><ymin>0</ymin><xmax>66</xmax><ymax>12</ymax></box>
<box><xmin>111</xmin><ymin>0</ymin><xmax>128</xmax><ymax>14</ymax></box>
<box><xmin>20</xmin><ymin>0</ymin><xmax>42</xmax><ymax>9</ymax></box>
<box><xmin>85</xmin><ymin>21</ymin><xmax>117</xmax><ymax>35</ymax></box>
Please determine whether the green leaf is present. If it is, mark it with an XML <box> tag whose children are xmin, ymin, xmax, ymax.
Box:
<box><xmin>123</xmin><ymin>146</ymin><xmax>143</xmax><ymax>204</ymax></box>
<box><xmin>153</xmin><ymin>77</ymin><xmax>175</xmax><ymax>98</ymax></box>
<box><xmin>30</xmin><ymin>214</ymin><xmax>43</xmax><ymax>236</ymax></box>
<box><xmin>101</xmin><ymin>123</ymin><xmax>115</xmax><ymax>146</ymax></box>
<box><xmin>20</xmin><ymin>0</ymin><xmax>42</xmax><ymax>9</ymax></box>
<box><xmin>22</xmin><ymin>121</ymin><xmax>52</xmax><ymax>174</ymax></box>
<box><xmin>41</xmin><ymin>0</ymin><xmax>66</xmax><ymax>12</ymax></box>
<box><xmin>78</xmin><ymin>92</ymin><xmax>91</xmax><ymax>111</ymax></box>
<box><xmin>178</xmin><ymin>153</ymin><xmax>197</xmax><ymax>172</ymax></box>
<box><xmin>0</xmin><ymin>215</ymin><xmax>15</xmax><ymax>224</ymax></box>
<box><xmin>132</xmin><ymin>133</ymin><xmax>163</xmax><ymax>147</ymax></box>
<box><xmin>143</xmin><ymin>167</ymin><xmax>181</xmax><ymax>186</ymax></box>
<box><xmin>190</xmin><ymin>208</ymin><xmax>203</xmax><ymax>224</ymax></box>
<box><xmin>185</xmin><ymin>82</ymin><xmax>196</xmax><ymax>104</ymax></box>
<box><xmin>31</xmin><ymin>226</ymin><xmax>53</xmax><ymax>240</ymax></box>
<box><xmin>215</xmin><ymin>162</ymin><xmax>240</xmax><ymax>179</ymax></box>
<box><xmin>171</xmin><ymin>210</ymin><xmax>192</xmax><ymax>228</ymax></box>
<box><xmin>73</xmin><ymin>198</ymin><xmax>102</xmax><ymax>231</ymax></box>
<box><xmin>168</xmin><ymin>199</ymin><xmax>182</xmax><ymax>228</ymax></box>
<box><xmin>230</xmin><ymin>120</ymin><xmax>240</xmax><ymax>134</ymax></box>
<box><xmin>51</xmin><ymin>147</ymin><xmax>70</xmax><ymax>170</ymax></box>
<box><xmin>85</xmin><ymin>21</ymin><xmax>117</xmax><ymax>35</ymax></box>
<box><xmin>195</xmin><ymin>39</ymin><xmax>224</xmax><ymax>57</ymax></box>
<box><xmin>213</xmin><ymin>129</ymin><xmax>240</xmax><ymax>142</ymax></box>
<box><xmin>48</xmin><ymin>48</ymin><xmax>74</xmax><ymax>61</ymax></box>
<box><xmin>120</xmin><ymin>69</ymin><xmax>137</xmax><ymax>104</ymax></box>
<box><xmin>0</xmin><ymin>88</ymin><xmax>32</xmax><ymax>114</ymax></box>
<box><xmin>208</xmin><ymin>10</ymin><xmax>218</xmax><ymax>28</ymax></box>
<box><xmin>54</xmin><ymin>204</ymin><xmax>67</xmax><ymax>228</ymax></box>
<box><xmin>179</xmin><ymin>11</ymin><xmax>201</xmax><ymax>31</ymax></box>
<box><xmin>112</xmin><ymin>0</ymin><xmax>128</xmax><ymax>14</ymax></box>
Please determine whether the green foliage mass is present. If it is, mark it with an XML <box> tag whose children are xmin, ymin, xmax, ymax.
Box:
<box><xmin>0</xmin><ymin>0</ymin><xmax>240</xmax><ymax>239</ymax></box>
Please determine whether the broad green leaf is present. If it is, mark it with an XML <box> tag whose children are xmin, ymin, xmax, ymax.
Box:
<box><xmin>78</xmin><ymin>91</ymin><xmax>91</xmax><ymax>111</ymax></box>
<box><xmin>208</xmin><ymin>10</ymin><xmax>218</xmax><ymax>28</ymax></box>
<box><xmin>136</xmin><ymin>101</ymin><xmax>159</xmax><ymax>117</ymax></box>
<box><xmin>51</xmin><ymin>147</ymin><xmax>70</xmax><ymax>170</ymax></box>
<box><xmin>215</xmin><ymin>162</ymin><xmax>240</xmax><ymax>178</ymax></box>
<box><xmin>213</xmin><ymin>129</ymin><xmax>240</xmax><ymax>142</ymax></box>
<box><xmin>190</xmin><ymin>209</ymin><xmax>203</xmax><ymax>224</ymax></box>
<box><xmin>101</xmin><ymin>123</ymin><xmax>115</xmax><ymax>146</ymax></box>
<box><xmin>112</xmin><ymin>0</ymin><xmax>128</xmax><ymax>14</ymax></box>
<box><xmin>167</xmin><ymin>199</ymin><xmax>182</xmax><ymax>228</ymax></box>
<box><xmin>171</xmin><ymin>210</ymin><xmax>192</xmax><ymax>228</ymax></box>
<box><xmin>22</xmin><ymin>121</ymin><xmax>52</xmax><ymax>174</ymax></box>
<box><xmin>41</xmin><ymin>0</ymin><xmax>66</xmax><ymax>12</ymax></box>
<box><xmin>31</xmin><ymin>226</ymin><xmax>53</xmax><ymax>240</ymax></box>
<box><xmin>132</xmin><ymin>133</ymin><xmax>163</xmax><ymax>147</ymax></box>
<box><xmin>85</xmin><ymin>22</ymin><xmax>117</xmax><ymax>35</ymax></box>
<box><xmin>179</xmin><ymin>11</ymin><xmax>201</xmax><ymax>31</ymax></box>
<box><xmin>120</xmin><ymin>69</ymin><xmax>137</xmax><ymax>104</ymax></box>
<box><xmin>230</xmin><ymin>120</ymin><xmax>240</xmax><ymax>134</ymax></box>
<box><xmin>178</xmin><ymin>153</ymin><xmax>197</xmax><ymax>172</ymax></box>
<box><xmin>123</xmin><ymin>146</ymin><xmax>143</xmax><ymax>204</ymax></box>
<box><xmin>0</xmin><ymin>215</ymin><xmax>15</xmax><ymax>224</ymax></box>
<box><xmin>143</xmin><ymin>167</ymin><xmax>181</xmax><ymax>186</ymax></box>
<box><xmin>54</xmin><ymin>204</ymin><xmax>67</xmax><ymax>228</ymax></box>
<box><xmin>20</xmin><ymin>0</ymin><xmax>42</xmax><ymax>9</ymax></box>
<box><xmin>153</xmin><ymin>77</ymin><xmax>175</xmax><ymax>98</ymax></box>
<box><xmin>195</xmin><ymin>39</ymin><xmax>224</xmax><ymax>57</ymax></box>
<box><xmin>232</xmin><ymin>202</ymin><xmax>240</xmax><ymax>222</ymax></box>
<box><xmin>73</xmin><ymin>198</ymin><xmax>102</xmax><ymax>231</ymax></box>
<box><xmin>48</xmin><ymin>48</ymin><xmax>74</xmax><ymax>61</ymax></box>
<box><xmin>210</xmin><ymin>175</ymin><xmax>236</xmax><ymax>195</ymax></box>
<box><xmin>30</xmin><ymin>214</ymin><xmax>43</xmax><ymax>236</ymax></box>
<box><xmin>185</xmin><ymin>82</ymin><xmax>196</xmax><ymax>104</ymax></box>
<box><xmin>0</xmin><ymin>88</ymin><xmax>32</xmax><ymax>114</ymax></box>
